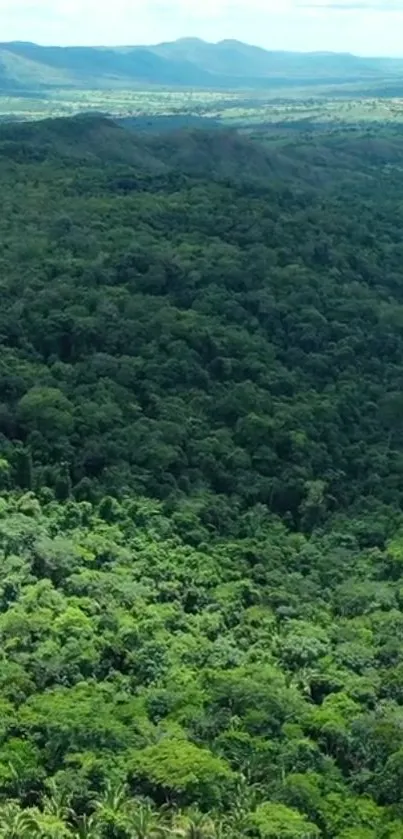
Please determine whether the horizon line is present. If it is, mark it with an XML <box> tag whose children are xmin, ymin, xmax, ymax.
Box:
<box><xmin>0</xmin><ymin>37</ymin><xmax>402</xmax><ymax>61</ymax></box>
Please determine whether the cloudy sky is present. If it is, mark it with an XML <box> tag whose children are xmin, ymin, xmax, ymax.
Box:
<box><xmin>0</xmin><ymin>0</ymin><xmax>402</xmax><ymax>56</ymax></box>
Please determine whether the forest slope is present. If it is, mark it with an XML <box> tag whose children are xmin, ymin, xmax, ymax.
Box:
<box><xmin>1</xmin><ymin>117</ymin><xmax>403</xmax><ymax>523</ymax></box>
<box><xmin>0</xmin><ymin>117</ymin><xmax>403</xmax><ymax>837</ymax></box>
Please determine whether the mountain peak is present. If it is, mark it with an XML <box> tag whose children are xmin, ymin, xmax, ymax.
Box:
<box><xmin>174</xmin><ymin>37</ymin><xmax>207</xmax><ymax>44</ymax></box>
<box><xmin>0</xmin><ymin>37</ymin><xmax>400</xmax><ymax>92</ymax></box>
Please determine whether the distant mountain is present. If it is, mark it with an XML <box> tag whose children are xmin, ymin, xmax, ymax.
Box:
<box><xmin>0</xmin><ymin>41</ymin><xmax>214</xmax><ymax>90</ymax></box>
<box><xmin>152</xmin><ymin>38</ymin><xmax>382</xmax><ymax>81</ymax></box>
<box><xmin>1</xmin><ymin>38</ymin><xmax>403</xmax><ymax>92</ymax></box>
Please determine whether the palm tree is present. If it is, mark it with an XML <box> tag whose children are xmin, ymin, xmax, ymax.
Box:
<box><xmin>170</xmin><ymin>809</ymin><xmax>217</xmax><ymax>839</ymax></box>
<box><xmin>92</xmin><ymin>779</ymin><xmax>130</xmax><ymax>830</ymax></box>
<box><xmin>225</xmin><ymin>774</ymin><xmax>261</xmax><ymax>837</ymax></box>
<box><xmin>42</xmin><ymin>779</ymin><xmax>74</xmax><ymax>823</ymax></box>
<box><xmin>125</xmin><ymin>802</ymin><xmax>167</xmax><ymax>839</ymax></box>
<box><xmin>92</xmin><ymin>781</ymin><xmax>129</xmax><ymax>817</ymax></box>
<box><xmin>72</xmin><ymin>814</ymin><xmax>100</xmax><ymax>839</ymax></box>
<box><xmin>92</xmin><ymin>787</ymin><xmax>168</xmax><ymax>839</ymax></box>
<box><xmin>35</xmin><ymin>814</ymin><xmax>72</xmax><ymax>839</ymax></box>
<box><xmin>0</xmin><ymin>802</ymin><xmax>41</xmax><ymax>839</ymax></box>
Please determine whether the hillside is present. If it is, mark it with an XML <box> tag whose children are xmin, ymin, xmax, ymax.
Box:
<box><xmin>4</xmin><ymin>113</ymin><xmax>403</xmax><ymax>182</ymax></box>
<box><xmin>1</xmin><ymin>38</ymin><xmax>403</xmax><ymax>92</ymax></box>
<box><xmin>3</xmin><ymin>115</ymin><xmax>403</xmax><ymax>506</ymax></box>
<box><xmin>0</xmin><ymin>41</ymin><xmax>214</xmax><ymax>89</ymax></box>
<box><xmin>2</xmin><ymin>115</ymin><xmax>403</xmax><ymax>836</ymax></box>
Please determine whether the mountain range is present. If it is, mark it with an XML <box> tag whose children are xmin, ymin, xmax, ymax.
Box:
<box><xmin>1</xmin><ymin>38</ymin><xmax>403</xmax><ymax>92</ymax></box>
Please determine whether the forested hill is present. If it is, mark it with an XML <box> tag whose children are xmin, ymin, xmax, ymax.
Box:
<box><xmin>3</xmin><ymin>116</ymin><xmax>403</xmax><ymax>837</ymax></box>
<box><xmin>2</xmin><ymin>115</ymin><xmax>403</xmax><ymax>523</ymax></box>
<box><xmin>4</xmin><ymin>113</ymin><xmax>403</xmax><ymax>180</ymax></box>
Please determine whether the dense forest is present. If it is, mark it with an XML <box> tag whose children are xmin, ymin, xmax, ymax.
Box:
<box><xmin>2</xmin><ymin>115</ymin><xmax>403</xmax><ymax>837</ymax></box>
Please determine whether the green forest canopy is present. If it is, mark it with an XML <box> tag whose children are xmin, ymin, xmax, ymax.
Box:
<box><xmin>1</xmin><ymin>116</ymin><xmax>403</xmax><ymax>836</ymax></box>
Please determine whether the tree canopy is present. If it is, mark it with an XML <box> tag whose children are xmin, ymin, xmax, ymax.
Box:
<box><xmin>0</xmin><ymin>115</ymin><xmax>402</xmax><ymax>836</ymax></box>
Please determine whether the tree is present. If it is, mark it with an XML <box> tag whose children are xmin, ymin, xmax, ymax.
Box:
<box><xmin>91</xmin><ymin>780</ymin><xmax>130</xmax><ymax>835</ymax></box>
<box><xmin>72</xmin><ymin>815</ymin><xmax>100</xmax><ymax>839</ymax></box>
<box><xmin>55</xmin><ymin>463</ymin><xmax>72</xmax><ymax>502</ymax></box>
<box><xmin>125</xmin><ymin>802</ymin><xmax>167</xmax><ymax>839</ymax></box>
<box><xmin>299</xmin><ymin>481</ymin><xmax>328</xmax><ymax>533</ymax></box>
<box><xmin>42</xmin><ymin>778</ymin><xmax>74</xmax><ymax>823</ymax></box>
<box><xmin>130</xmin><ymin>741</ymin><xmax>236</xmax><ymax>807</ymax></box>
<box><xmin>248</xmin><ymin>802</ymin><xmax>320</xmax><ymax>838</ymax></box>
<box><xmin>17</xmin><ymin>388</ymin><xmax>74</xmax><ymax>439</ymax></box>
<box><xmin>171</xmin><ymin>809</ymin><xmax>217</xmax><ymax>839</ymax></box>
<box><xmin>14</xmin><ymin>446</ymin><xmax>33</xmax><ymax>490</ymax></box>
<box><xmin>0</xmin><ymin>804</ymin><xmax>40</xmax><ymax>839</ymax></box>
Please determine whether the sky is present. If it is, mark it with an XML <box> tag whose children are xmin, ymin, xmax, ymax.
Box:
<box><xmin>0</xmin><ymin>0</ymin><xmax>402</xmax><ymax>57</ymax></box>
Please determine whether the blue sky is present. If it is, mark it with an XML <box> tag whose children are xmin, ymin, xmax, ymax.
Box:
<box><xmin>0</xmin><ymin>0</ymin><xmax>402</xmax><ymax>56</ymax></box>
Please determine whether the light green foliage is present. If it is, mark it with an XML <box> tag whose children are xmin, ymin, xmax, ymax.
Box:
<box><xmin>249</xmin><ymin>801</ymin><xmax>320</xmax><ymax>838</ymax></box>
<box><xmin>130</xmin><ymin>740</ymin><xmax>236</xmax><ymax>805</ymax></box>
<box><xmin>0</xmin><ymin>491</ymin><xmax>396</xmax><ymax>833</ymax></box>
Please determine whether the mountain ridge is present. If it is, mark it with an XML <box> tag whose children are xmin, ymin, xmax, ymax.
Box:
<box><xmin>1</xmin><ymin>37</ymin><xmax>403</xmax><ymax>91</ymax></box>
<box><xmin>3</xmin><ymin>113</ymin><xmax>403</xmax><ymax>189</ymax></box>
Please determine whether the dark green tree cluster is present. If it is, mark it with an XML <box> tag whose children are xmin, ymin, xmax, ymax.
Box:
<box><xmin>0</xmin><ymin>116</ymin><xmax>403</xmax><ymax>835</ymax></box>
<box><xmin>1</xmin><ymin>119</ymin><xmax>403</xmax><ymax>528</ymax></box>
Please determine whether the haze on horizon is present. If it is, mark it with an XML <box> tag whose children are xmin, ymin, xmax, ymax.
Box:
<box><xmin>0</xmin><ymin>0</ymin><xmax>402</xmax><ymax>58</ymax></box>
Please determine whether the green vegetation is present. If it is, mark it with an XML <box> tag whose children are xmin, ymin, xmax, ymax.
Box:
<box><xmin>0</xmin><ymin>88</ymin><xmax>234</xmax><ymax>124</ymax></box>
<box><xmin>2</xmin><ymin>87</ymin><xmax>403</xmax><ymax>128</ymax></box>
<box><xmin>2</xmin><ymin>114</ymin><xmax>403</xmax><ymax>835</ymax></box>
<box><xmin>2</xmin><ymin>37</ymin><xmax>403</xmax><ymax>127</ymax></box>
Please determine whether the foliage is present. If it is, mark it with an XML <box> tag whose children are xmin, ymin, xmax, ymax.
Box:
<box><xmin>0</xmin><ymin>116</ymin><xmax>402</xmax><ymax>836</ymax></box>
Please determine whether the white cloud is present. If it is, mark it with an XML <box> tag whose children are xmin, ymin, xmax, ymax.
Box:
<box><xmin>298</xmin><ymin>0</ymin><xmax>403</xmax><ymax>8</ymax></box>
<box><xmin>0</xmin><ymin>0</ymin><xmax>403</xmax><ymax>55</ymax></box>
